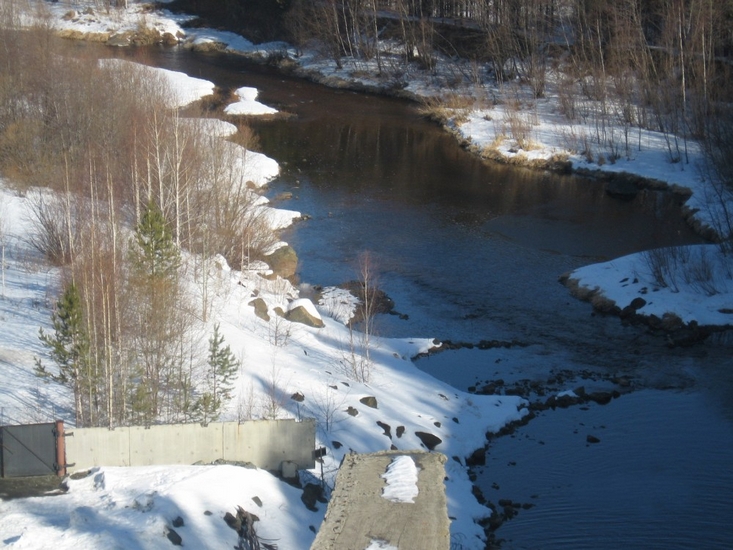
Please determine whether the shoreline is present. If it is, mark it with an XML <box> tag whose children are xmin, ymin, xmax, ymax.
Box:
<box><xmin>44</xmin><ymin>7</ymin><xmax>723</xmax><ymax>246</ymax></box>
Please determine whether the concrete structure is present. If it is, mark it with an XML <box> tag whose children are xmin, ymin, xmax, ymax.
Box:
<box><xmin>65</xmin><ymin>418</ymin><xmax>315</xmax><ymax>473</ymax></box>
<box><xmin>311</xmin><ymin>450</ymin><xmax>451</xmax><ymax>550</ymax></box>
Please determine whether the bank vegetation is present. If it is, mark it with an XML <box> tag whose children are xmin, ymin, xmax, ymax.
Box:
<box><xmin>0</xmin><ymin>13</ymin><xmax>278</xmax><ymax>427</ymax></box>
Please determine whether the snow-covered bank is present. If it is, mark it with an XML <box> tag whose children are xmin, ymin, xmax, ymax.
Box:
<box><xmin>0</xmin><ymin>173</ymin><xmax>529</xmax><ymax>548</ymax></box>
<box><xmin>23</xmin><ymin>1</ymin><xmax>731</xmax><ymax>241</ymax></box>
<box><xmin>562</xmin><ymin>244</ymin><xmax>733</xmax><ymax>334</ymax></box>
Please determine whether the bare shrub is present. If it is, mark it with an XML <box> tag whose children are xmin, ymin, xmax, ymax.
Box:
<box><xmin>558</xmin><ymin>73</ymin><xmax>578</xmax><ymax>121</ymax></box>
<box><xmin>590</xmin><ymin>293</ymin><xmax>617</xmax><ymax>313</ymax></box>
<box><xmin>503</xmin><ymin>106</ymin><xmax>533</xmax><ymax>150</ymax></box>
<box><xmin>305</xmin><ymin>381</ymin><xmax>349</xmax><ymax>436</ymax></box>
<box><xmin>263</xmin><ymin>361</ymin><xmax>287</xmax><ymax>420</ymax></box>
<box><xmin>227</xmin><ymin>122</ymin><xmax>261</xmax><ymax>152</ymax></box>
<box><xmin>190</xmin><ymin>137</ymin><xmax>279</xmax><ymax>269</ymax></box>
<box><xmin>236</xmin><ymin>382</ymin><xmax>257</xmax><ymax>422</ymax></box>
<box><xmin>682</xmin><ymin>248</ymin><xmax>719</xmax><ymax>296</ymax></box>
<box><xmin>27</xmin><ymin>194</ymin><xmax>80</xmax><ymax>265</ymax></box>
<box><xmin>642</xmin><ymin>246</ymin><xmax>690</xmax><ymax>292</ymax></box>
<box><xmin>268</xmin><ymin>313</ymin><xmax>292</xmax><ymax>347</ymax></box>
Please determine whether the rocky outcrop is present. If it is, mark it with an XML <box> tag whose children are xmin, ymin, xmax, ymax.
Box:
<box><xmin>560</xmin><ymin>274</ymin><xmax>723</xmax><ymax>346</ymax></box>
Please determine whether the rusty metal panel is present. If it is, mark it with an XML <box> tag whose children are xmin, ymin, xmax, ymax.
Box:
<box><xmin>0</xmin><ymin>423</ymin><xmax>57</xmax><ymax>478</ymax></box>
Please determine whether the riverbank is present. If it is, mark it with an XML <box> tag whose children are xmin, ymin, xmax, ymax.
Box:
<box><xmin>24</xmin><ymin>0</ymin><xmax>731</xmax><ymax>243</ymax></box>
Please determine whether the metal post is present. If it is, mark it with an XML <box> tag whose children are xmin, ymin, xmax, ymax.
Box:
<box><xmin>54</xmin><ymin>420</ymin><xmax>66</xmax><ymax>477</ymax></box>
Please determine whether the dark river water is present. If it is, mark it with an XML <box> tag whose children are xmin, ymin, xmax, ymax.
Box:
<box><xmin>94</xmin><ymin>44</ymin><xmax>733</xmax><ymax>549</ymax></box>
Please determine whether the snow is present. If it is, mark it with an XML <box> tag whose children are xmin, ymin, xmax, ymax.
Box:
<box><xmin>0</xmin><ymin>464</ymin><xmax>322</xmax><ymax>550</ymax></box>
<box><xmin>0</xmin><ymin>23</ymin><xmax>527</xmax><ymax>547</ymax></box>
<box><xmin>1</xmin><ymin>171</ymin><xmax>528</xmax><ymax>548</ymax></box>
<box><xmin>99</xmin><ymin>58</ymin><xmax>214</xmax><ymax>108</ymax></box>
<box><xmin>2</xmin><ymin>2</ymin><xmax>732</xmax><ymax>549</ymax></box>
<box><xmin>381</xmin><ymin>455</ymin><xmax>419</xmax><ymax>504</ymax></box>
<box><xmin>567</xmin><ymin>244</ymin><xmax>733</xmax><ymax>326</ymax></box>
<box><xmin>224</xmin><ymin>87</ymin><xmax>278</xmax><ymax>116</ymax></box>
<box><xmin>365</xmin><ymin>540</ymin><xmax>399</xmax><ymax>550</ymax></box>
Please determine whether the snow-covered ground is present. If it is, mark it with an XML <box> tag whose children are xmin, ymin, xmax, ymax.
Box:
<box><xmin>0</xmin><ymin>464</ymin><xmax>323</xmax><ymax>549</ymax></box>
<box><xmin>2</xmin><ymin>1</ymin><xmax>732</xmax><ymax>549</ymax></box>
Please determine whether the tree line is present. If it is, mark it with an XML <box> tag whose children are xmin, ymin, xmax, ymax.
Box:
<box><xmin>0</xmin><ymin>14</ymin><xmax>277</xmax><ymax>426</ymax></box>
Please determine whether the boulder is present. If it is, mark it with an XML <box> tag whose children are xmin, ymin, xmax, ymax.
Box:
<box><xmin>359</xmin><ymin>396</ymin><xmax>378</xmax><ymax>409</ymax></box>
<box><xmin>166</xmin><ymin>527</ymin><xmax>183</xmax><ymax>546</ymax></box>
<box><xmin>248</xmin><ymin>297</ymin><xmax>270</xmax><ymax>322</ymax></box>
<box><xmin>285</xmin><ymin>299</ymin><xmax>324</xmax><ymax>328</ymax></box>
<box><xmin>264</xmin><ymin>245</ymin><xmax>298</xmax><ymax>280</ymax></box>
<box><xmin>107</xmin><ymin>32</ymin><xmax>131</xmax><ymax>47</ymax></box>
<box><xmin>415</xmin><ymin>431</ymin><xmax>442</xmax><ymax>450</ymax></box>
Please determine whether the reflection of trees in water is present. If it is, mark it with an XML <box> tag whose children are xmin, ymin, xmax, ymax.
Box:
<box><xmin>255</xmin><ymin>109</ymin><xmax>699</xmax><ymax>248</ymax></box>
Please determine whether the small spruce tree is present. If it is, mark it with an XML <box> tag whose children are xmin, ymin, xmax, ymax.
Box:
<box><xmin>130</xmin><ymin>200</ymin><xmax>181</xmax><ymax>281</ymax></box>
<box><xmin>195</xmin><ymin>323</ymin><xmax>240</xmax><ymax>424</ymax></box>
<box><xmin>127</xmin><ymin>200</ymin><xmax>183</xmax><ymax>423</ymax></box>
<box><xmin>35</xmin><ymin>282</ymin><xmax>90</xmax><ymax>426</ymax></box>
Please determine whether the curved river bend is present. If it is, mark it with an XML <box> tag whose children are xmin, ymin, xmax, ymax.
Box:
<box><xmin>101</xmin><ymin>44</ymin><xmax>733</xmax><ymax>549</ymax></box>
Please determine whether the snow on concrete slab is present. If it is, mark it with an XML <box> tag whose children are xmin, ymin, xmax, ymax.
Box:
<box><xmin>381</xmin><ymin>455</ymin><xmax>419</xmax><ymax>504</ymax></box>
<box><xmin>312</xmin><ymin>451</ymin><xmax>450</xmax><ymax>550</ymax></box>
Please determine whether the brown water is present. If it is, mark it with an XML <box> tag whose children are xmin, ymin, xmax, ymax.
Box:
<box><xmin>71</xmin><ymin>42</ymin><xmax>733</xmax><ymax>549</ymax></box>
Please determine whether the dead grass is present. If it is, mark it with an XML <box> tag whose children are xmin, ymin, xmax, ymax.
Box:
<box><xmin>418</xmin><ymin>93</ymin><xmax>474</xmax><ymax>124</ymax></box>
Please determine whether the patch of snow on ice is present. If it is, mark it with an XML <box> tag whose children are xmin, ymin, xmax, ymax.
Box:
<box><xmin>224</xmin><ymin>87</ymin><xmax>278</xmax><ymax>115</ymax></box>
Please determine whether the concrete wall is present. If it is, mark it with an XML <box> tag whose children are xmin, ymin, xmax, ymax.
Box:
<box><xmin>66</xmin><ymin>418</ymin><xmax>316</xmax><ymax>473</ymax></box>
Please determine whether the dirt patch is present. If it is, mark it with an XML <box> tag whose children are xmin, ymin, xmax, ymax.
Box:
<box><xmin>0</xmin><ymin>475</ymin><xmax>67</xmax><ymax>500</ymax></box>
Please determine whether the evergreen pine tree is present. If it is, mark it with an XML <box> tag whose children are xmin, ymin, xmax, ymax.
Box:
<box><xmin>130</xmin><ymin>200</ymin><xmax>181</xmax><ymax>281</ymax></box>
<box><xmin>35</xmin><ymin>282</ymin><xmax>90</xmax><ymax>426</ymax></box>
<box><xmin>195</xmin><ymin>323</ymin><xmax>240</xmax><ymax>423</ymax></box>
<box><xmin>127</xmin><ymin>200</ymin><xmax>182</xmax><ymax>423</ymax></box>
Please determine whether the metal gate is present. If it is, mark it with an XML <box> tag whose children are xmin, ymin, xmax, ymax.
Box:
<box><xmin>0</xmin><ymin>422</ymin><xmax>65</xmax><ymax>478</ymax></box>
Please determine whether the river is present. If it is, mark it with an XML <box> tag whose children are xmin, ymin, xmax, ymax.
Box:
<box><xmin>106</xmin><ymin>44</ymin><xmax>733</xmax><ymax>549</ymax></box>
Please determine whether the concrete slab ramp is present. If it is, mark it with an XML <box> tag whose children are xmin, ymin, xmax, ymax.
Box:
<box><xmin>311</xmin><ymin>450</ymin><xmax>450</xmax><ymax>550</ymax></box>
